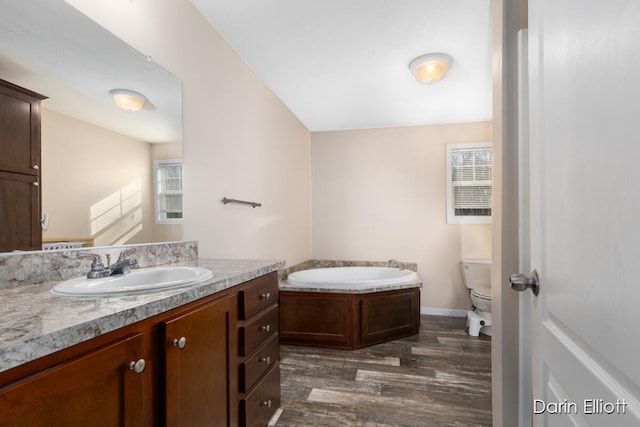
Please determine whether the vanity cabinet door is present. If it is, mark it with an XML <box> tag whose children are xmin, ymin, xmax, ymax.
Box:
<box><xmin>163</xmin><ymin>294</ymin><xmax>238</xmax><ymax>427</ymax></box>
<box><xmin>0</xmin><ymin>333</ymin><xmax>149</xmax><ymax>427</ymax></box>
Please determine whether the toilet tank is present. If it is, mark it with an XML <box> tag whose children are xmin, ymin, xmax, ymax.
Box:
<box><xmin>460</xmin><ymin>259</ymin><xmax>491</xmax><ymax>290</ymax></box>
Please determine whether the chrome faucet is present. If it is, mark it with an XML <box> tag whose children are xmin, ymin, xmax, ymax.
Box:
<box><xmin>78</xmin><ymin>249</ymin><xmax>138</xmax><ymax>279</ymax></box>
<box><xmin>110</xmin><ymin>249</ymin><xmax>138</xmax><ymax>275</ymax></box>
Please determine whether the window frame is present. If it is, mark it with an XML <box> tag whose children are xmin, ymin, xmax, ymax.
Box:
<box><xmin>446</xmin><ymin>142</ymin><xmax>493</xmax><ymax>225</ymax></box>
<box><xmin>153</xmin><ymin>158</ymin><xmax>183</xmax><ymax>225</ymax></box>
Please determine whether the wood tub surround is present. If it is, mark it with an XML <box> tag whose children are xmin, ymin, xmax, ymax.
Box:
<box><xmin>0</xmin><ymin>259</ymin><xmax>283</xmax><ymax>427</ymax></box>
<box><xmin>279</xmin><ymin>287</ymin><xmax>421</xmax><ymax>350</ymax></box>
<box><xmin>278</xmin><ymin>260</ymin><xmax>422</xmax><ymax>350</ymax></box>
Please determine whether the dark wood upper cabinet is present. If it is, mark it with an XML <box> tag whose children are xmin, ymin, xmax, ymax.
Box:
<box><xmin>0</xmin><ymin>79</ymin><xmax>47</xmax><ymax>252</ymax></box>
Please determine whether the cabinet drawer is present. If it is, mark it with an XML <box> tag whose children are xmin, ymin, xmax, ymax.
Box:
<box><xmin>239</xmin><ymin>304</ymin><xmax>279</xmax><ymax>357</ymax></box>
<box><xmin>238</xmin><ymin>272</ymin><xmax>279</xmax><ymax>320</ymax></box>
<box><xmin>240</xmin><ymin>363</ymin><xmax>280</xmax><ymax>427</ymax></box>
<box><xmin>239</xmin><ymin>334</ymin><xmax>279</xmax><ymax>393</ymax></box>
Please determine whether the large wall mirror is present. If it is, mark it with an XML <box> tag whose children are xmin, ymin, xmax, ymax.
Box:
<box><xmin>0</xmin><ymin>0</ymin><xmax>183</xmax><ymax>252</ymax></box>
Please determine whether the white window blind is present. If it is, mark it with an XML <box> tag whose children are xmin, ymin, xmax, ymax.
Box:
<box><xmin>154</xmin><ymin>159</ymin><xmax>183</xmax><ymax>224</ymax></box>
<box><xmin>446</xmin><ymin>142</ymin><xmax>492</xmax><ymax>224</ymax></box>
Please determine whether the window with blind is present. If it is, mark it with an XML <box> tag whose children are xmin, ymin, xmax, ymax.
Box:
<box><xmin>154</xmin><ymin>159</ymin><xmax>183</xmax><ymax>224</ymax></box>
<box><xmin>446</xmin><ymin>142</ymin><xmax>492</xmax><ymax>224</ymax></box>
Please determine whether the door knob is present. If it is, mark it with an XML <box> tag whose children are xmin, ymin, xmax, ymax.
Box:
<box><xmin>510</xmin><ymin>270</ymin><xmax>540</xmax><ymax>296</ymax></box>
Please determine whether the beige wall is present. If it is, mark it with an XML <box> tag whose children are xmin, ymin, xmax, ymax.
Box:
<box><xmin>67</xmin><ymin>0</ymin><xmax>312</xmax><ymax>265</ymax></box>
<box><xmin>69</xmin><ymin>0</ymin><xmax>311</xmax><ymax>264</ymax></box>
<box><xmin>41</xmin><ymin>108</ymin><xmax>156</xmax><ymax>246</ymax></box>
<box><xmin>65</xmin><ymin>0</ymin><xmax>489</xmax><ymax>311</ymax></box>
<box><xmin>311</xmin><ymin>122</ymin><xmax>492</xmax><ymax>310</ymax></box>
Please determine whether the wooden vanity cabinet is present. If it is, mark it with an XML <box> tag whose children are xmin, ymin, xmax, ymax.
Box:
<box><xmin>0</xmin><ymin>272</ymin><xmax>283</xmax><ymax>427</ymax></box>
<box><xmin>237</xmin><ymin>272</ymin><xmax>281</xmax><ymax>427</ymax></box>
<box><xmin>163</xmin><ymin>294</ymin><xmax>238</xmax><ymax>427</ymax></box>
<box><xmin>0</xmin><ymin>79</ymin><xmax>47</xmax><ymax>252</ymax></box>
<box><xmin>0</xmin><ymin>333</ymin><xmax>150</xmax><ymax>426</ymax></box>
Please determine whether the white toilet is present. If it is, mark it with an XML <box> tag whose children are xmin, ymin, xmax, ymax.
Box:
<box><xmin>460</xmin><ymin>259</ymin><xmax>492</xmax><ymax>337</ymax></box>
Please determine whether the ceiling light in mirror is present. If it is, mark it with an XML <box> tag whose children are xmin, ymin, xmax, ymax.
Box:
<box><xmin>110</xmin><ymin>89</ymin><xmax>147</xmax><ymax>112</ymax></box>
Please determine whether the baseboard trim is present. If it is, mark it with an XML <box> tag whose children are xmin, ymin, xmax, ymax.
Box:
<box><xmin>420</xmin><ymin>307</ymin><xmax>468</xmax><ymax>317</ymax></box>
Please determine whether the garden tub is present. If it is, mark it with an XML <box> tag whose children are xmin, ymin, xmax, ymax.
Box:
<box><xmin>280</xmin><ymin>266</ymin><xmax>421</xmax><ymax>350</ymax></box>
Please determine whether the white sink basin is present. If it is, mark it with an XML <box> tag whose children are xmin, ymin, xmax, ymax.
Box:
<box><xmin>52</xmin><ymin>266</ymin><xmax>213</xmax><ymax>296</ymax></box>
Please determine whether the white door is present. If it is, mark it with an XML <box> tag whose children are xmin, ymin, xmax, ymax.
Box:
<box><xmin>523</xmin><ymin>0</ymin><xmax>640</xmax><ymax>425</ymax></box>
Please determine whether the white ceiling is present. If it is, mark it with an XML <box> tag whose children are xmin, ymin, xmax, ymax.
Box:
<box><xmin>191</xmin><ymin>0</ymin><xmax>493</xmax><ymax>132</ymax></box>
<box><xmin>0</xmin><ymin>1</ymin><xmax>492</xmax><ymax>137</ymax></box>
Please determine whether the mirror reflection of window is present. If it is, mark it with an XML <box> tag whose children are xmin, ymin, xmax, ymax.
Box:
<box><xmin>154</xmin><ymin>159</ymin><xmax>183</xmax><ymax>224</ymax></box>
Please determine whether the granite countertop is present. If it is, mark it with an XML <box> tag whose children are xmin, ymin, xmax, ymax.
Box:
<box><xmin>0</xmin><ymin>258</ymin><xmax>284</xmax><ymax>374</ymax></box>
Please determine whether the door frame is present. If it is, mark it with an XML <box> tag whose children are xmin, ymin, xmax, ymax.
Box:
<box><xmin>491</xmin><ymin>0</ymin><xmax>528</xmax><ymax>426</ymax></box>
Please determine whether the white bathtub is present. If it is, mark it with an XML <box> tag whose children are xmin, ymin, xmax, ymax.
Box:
<box><xmin>285</xmin><ymin>266</ymin><xmax>420</xmax><ymax>289</ymax></box>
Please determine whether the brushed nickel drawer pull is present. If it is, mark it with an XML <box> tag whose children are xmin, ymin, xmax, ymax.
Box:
<box><xmin>259</xmin><ymin>324</ymin><xmax>271</xmax><ymax>333</ymax></box>
<box><xmin>259</xmin><ymin>356</ymin><xmax>272</xmax><ymax>364</ymax></box>
<box><xmin>260</xmin><ymin>292</ymin><xmax>271</xmax><ymax>301</ymax></box>
<box><xmin>260</xmin><ymin>399</ymin><xmax>272</xmax><ymax>408</ymax></box>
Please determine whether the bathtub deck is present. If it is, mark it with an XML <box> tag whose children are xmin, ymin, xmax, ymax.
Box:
<box><xmin>273</xmin><ymin>315</ymin><xmax>492</xmax><ymax>427</ymax></box>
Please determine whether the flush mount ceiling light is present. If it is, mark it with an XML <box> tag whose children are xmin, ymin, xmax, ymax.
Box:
<box><xmin>409</xmin><ymin>53</ymin><xmax>453</xmax><ymax>85</ymax></box>
<box><xmin>109</xmin><ymin>89</ymin><xmax>147</xmax><ymax>112</ymax></box>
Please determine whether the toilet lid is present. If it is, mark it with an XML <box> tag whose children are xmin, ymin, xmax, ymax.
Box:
<box><xmin>471</xmin><ymin>287</ymin><xmax>492</xmax><ymax>300</ymax></box>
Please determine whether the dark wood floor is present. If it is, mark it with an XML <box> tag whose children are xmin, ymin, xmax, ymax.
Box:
<box><xmin>272</xmin><ymin>315</ymin><xmax>492</xmax><ymax>427</ymax></box>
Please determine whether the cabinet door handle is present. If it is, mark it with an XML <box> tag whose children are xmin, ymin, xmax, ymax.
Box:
<box><xmin>259</xmin><ymin>356</ymin><xmax>272</xmax><ymax>365</ymax></box>
<box><xmin>32</xmin><ymin>181</ymin><xmax>39</xmax><ymax>187</ymax></box>
<box><xmin>32</xmin><ymin>165</ymin><xmax>39</xmax><ymax>170</ymax></box>
<box><xmin>260</xmin><ymin>292</ymin><xmax>271</xmax><ymax>301</ymax></box>
<box><xmin>129</xmin><ymin>358</ymin><xmax>146</xmax><ymax>374</ymax></box>
<box><xmin>172</xmin><ymin>336</ymin><xmax>187</xmax><ymax>350</ymax></box>
<box><xmin>260</xmin><ymin>400</ymin><xmax>273</xmax><ymax>408</ymax></box>
<box><xmin>259</xmin><ymin>324</ymin><xmax>271</xmax><ymax>333</ymax></box>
